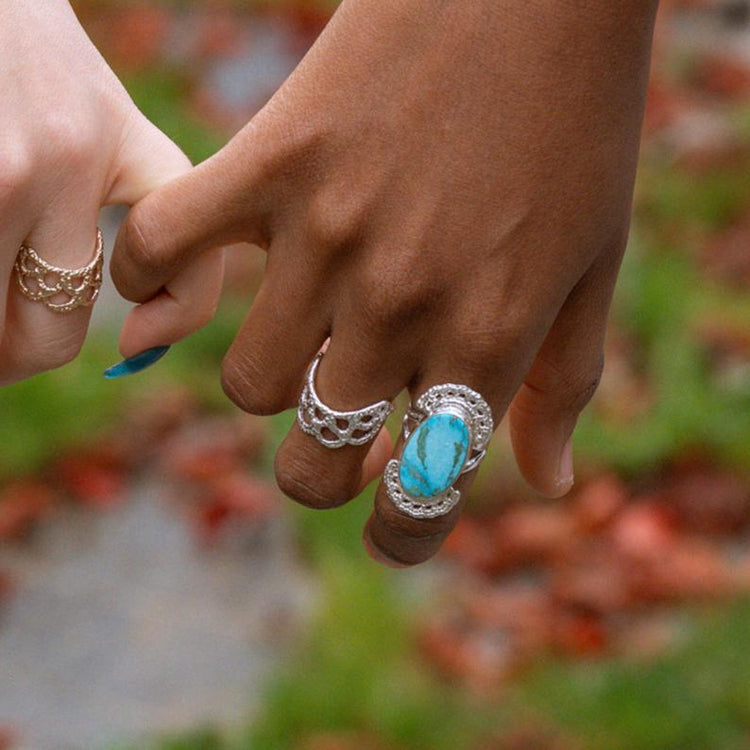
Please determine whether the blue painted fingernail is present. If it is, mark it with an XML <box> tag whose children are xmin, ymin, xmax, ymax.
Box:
<box><xmin>103</xmin><ymin>345</ymin><xmax>170</xmax><ymax>379</ymax></box>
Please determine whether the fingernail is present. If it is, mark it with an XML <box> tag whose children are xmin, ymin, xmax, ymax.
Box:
<box><xmin>556</xmin><ymin>437</ymin><xmax>575</xmax><ymax>491</ymax></box>
<box><xmin>103</xmin><ymin>345</ymin><xmax>170</xmax><ymax>379</ymax></box>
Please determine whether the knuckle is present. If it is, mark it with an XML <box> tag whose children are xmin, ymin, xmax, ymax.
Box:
<box><xmin>566</xmin><ymin>358</ymin><xmax>605</xmax><ymax>410</ymax></box>
<box><xmin>306</xmin><ymin>188</ymin><xmax>370</xmax><ymax>252</ymax></box>
<box><xmin>553</xmin><ymin>357</ymin><xmax>604</xmax><ymax>412</ymax></box>
<box><xmin>233</xmin><ymin>111</ymin><xmax>326</xmax><ymax>196</ymax></box>
<box><xmin>447</xmin><ymin>270</ymin><xmax>565</xmax><ymax>378</ymax></box>
<box><xmin>274</xmin><ymin>450</ymin><xmax>355</xmax><ymax>510</ymax></box>
<box><xmin>220</xmin><ymin>353</ymin><xmax>290</xmax><ymax>416</ymax></box>
<box><xmin>452</xmin><ymin>315</ymin><xmax>531</xmax><ymax>380</ymax></box>
<box><xmin>369</xmin><ymin>505</ymin><xmax>457</xmax><ymax>566</ymax></box>
<box><xmin>26</xmin><ymin>332</ymin><xmax>85</xmax><ymax>374</ymax></box>
<box><xmin>377</xmin><ymin>501</ymin><xmax>456</xmax><ymax>543</ymax></box>
<box><xmin>527</xmin><ymin>352</ymin><xmax>605</xmax><ymax>414</ymax></box>
<box><xmin>356</xmin><ymin>261</ymin><xmax>441</xmax><ymax>335</ymax></box>
<box><xmin>119</xmin><ymin>205</ymin><xmax>168</xmax><ymax>275</ymax></box>
<box><xmin>42</xmin><ymin>113</ymin><xmax>95</xmax><ymax>165</ymax></box>
<box><xmin>0</xmin><ymin>142</ymin><xmax>33</xmax><ymax>200</ymax></box>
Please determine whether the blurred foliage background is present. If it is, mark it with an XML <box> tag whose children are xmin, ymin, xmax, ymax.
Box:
<box><xmin>1</xmin><ymin>1</ymin><xmax>750</xmax><ymax>749</ymax></box>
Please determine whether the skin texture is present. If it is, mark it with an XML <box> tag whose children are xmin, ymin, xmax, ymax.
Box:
<box><xmin>0</xmin><ymin>0</ymin><xmax>222</xmax><ymax>385</ymax></box>
<box><xmin>112</xmin><ymin>0</ymin><xmax>660</xmax><ymax>566</ymax></box>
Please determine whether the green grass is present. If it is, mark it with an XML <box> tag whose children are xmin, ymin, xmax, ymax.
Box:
<box><xmin>125</xmin><ymin>68</ymin><xmax>228</xmax><ymax>165</ymax></box>
<box><xmin>0</xmin><ymin>298</ymin><xmax>247</xmax><ymax>480</ymax></box>
<box><xmin>519</xmin><ymin>602</ymin><xmax>750</xmax><ymax>750</ymax></box>
<box><xmin>575</xmin><ymin>240</ymin><xmax>750</xmax><ymax>475</ymax></box>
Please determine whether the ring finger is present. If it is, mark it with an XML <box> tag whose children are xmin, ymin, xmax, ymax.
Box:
<box><xmin>363</xmin><ymin>339</ymin><xmax>543</xmax><ymax>567</ymax></box>
<box><xmin>0</xmin><ymin>203</ymin><xmax>101</xmax><ymax>385</ymax></box>
<box><xmin>274</xmin><ymin>323</ymin><xmax>418</xmax><ymax>510</ymax></box>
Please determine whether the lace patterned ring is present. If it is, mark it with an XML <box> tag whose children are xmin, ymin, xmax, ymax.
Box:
<box><xmin>15</xmin><ymin>228</ymin><xmax>104</xmax><ymax>314</ymax></box>
<box><xmin>297</xmin><ymin>352</ymin><xmax>394</xmax><ymax>449</ymax></box>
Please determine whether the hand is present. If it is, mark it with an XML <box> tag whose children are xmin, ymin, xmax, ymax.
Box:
<box><xmin>112</xmin><ymin>0</ymin><xmax>658</xmax><ymax>566</ymax></box>
<box><xmin>0</xmin><ymin>0</ymin><xmax>222</xmax><ymax>385</ymax></box>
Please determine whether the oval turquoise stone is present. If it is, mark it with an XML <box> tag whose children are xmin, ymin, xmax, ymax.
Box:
<box><xmin>399</xmin><ymin>413</ymin><xmax>470</xmax><ymax>499</ymax></box>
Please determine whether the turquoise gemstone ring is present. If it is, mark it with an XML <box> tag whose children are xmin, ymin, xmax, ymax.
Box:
<box><xmin>385</xmin><ymin>384</ymin><xmax>493</xmax><ymax>519</ymax></box>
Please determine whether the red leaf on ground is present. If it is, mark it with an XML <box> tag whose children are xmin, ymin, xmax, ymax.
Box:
<box><xmin>121</xmin><ymin>387</ymin><xmax>197</xmax><ymax>460</ymax></box>
<box><xmin>616</xmin><ymin>612</ymin><xmax>686</xmax><ymax>659</ymax></box>
<box><xmin>610</xmin><ymin>499</ymin><xmax>678</xmax><ymax>560</ymax></box>
<box><xmin>0</xmin><ymin>726</ymin><xmax>17</xmax><ymax>750</ymax></box>
<box><xmin>418</xmin><ymin>617</ymin><xmax>519</xmax><ymax>691</ymax></box>
<box><xmin>280</xmin><ymin>6</ymin><xmax>331</xmax><ymax>55</ymax></box>
<box><xmin>491</xmin><ymin>504</ymin><xmax>576</xmax><ymax>572</ymax></box>
<box><xmin>702</xmin><ymin>214</ymin><xmax>750</xmax><ymax>288</ymax></box>
<box><xmin>642</xmin><ymin>77</ymin><xmax>692</xmax><ymax>135</ymax></box>
<box><xmin>97</xmin><ymin>7</ymin><xmax>173</xmax><ymax>71</ymax></box>
<box><xmin>462</xmin><ymin>583</ymin><xmax>552</xmax><ymax>651</ymax></box>
<box><xmin>191</xmin><ymin>7</ymin><xmax>246</xmax><ymax>59</ymax></box>
<box><xmin>193</xmin><ymin>472</ymin><xmax>278</xmax><ymax>543</ymax></box>
<box><xmin>551</xmin><ymin>544</ymin><xmax>631</xmax><ymax>613</ymax></box>
<box><xmin>207</xmin><ymin>473</ymin><xmax>278</xmax><ymax>516</ymax></box>
<box><xmin>0</xmin><ymin>481</ymin><xmax>54</xmax><ymax>539</ymax></box>
<box><xmin>699</xmin><ymin>318</ymin><xmax>750</xmax><ymax>354</ymax></box>
<box><xmin>160</xmin><ymin>415</ymin><xmax>268</xmax><ymax>483</ymax></box>
<box><xmin>664</xmin><ymin>464</ymin><xmax>750</xmax><ymax>534</ymax></box>
<box><xmin>442</xmin><ymin>518</ymin><xmax>499</xmax><ymax>574</ymax></box>
<box><xmin>55</xmin><ymin>454</ymin><xmax>127</xmax><ymax>509</ymax></box>
<box><xmin>634</xmin><ymin>540</ymin><xmax>733</xmax><ymax>602</ymax></box>
<box><xmin>691</xmin><ymin>53</ymin><xmax>750</xmax><ymax>100</ymax></box>
<box><xmin>573</xmin><ymin>475</ymin><xmax>629</xmax><ymax>533</ymax></box>
<box><xmin>551</xmin><ymin>607</ymin><xmax>609</xmax><ymax>657</ymax></box>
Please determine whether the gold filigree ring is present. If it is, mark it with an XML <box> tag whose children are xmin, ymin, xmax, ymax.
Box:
<box><xmin>14</xmin><ymin>228</ymin><xmax>104</xmax><ymax>314</ymax></box>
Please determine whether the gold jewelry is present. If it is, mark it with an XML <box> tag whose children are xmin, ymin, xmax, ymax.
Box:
<box><xmin>14</xmin><ymin>228</ymin><xmax>104</xmax><ymax>313</ymax></box>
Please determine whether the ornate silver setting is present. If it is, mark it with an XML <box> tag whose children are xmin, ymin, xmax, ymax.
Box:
<box><xmin>386</xmin><ymin>383</ymin><xmax>494</xmax><ymax>519</ymax></box>
<box><xmin>297</xmin><ymin>352</ymin><xmax>394</xmax><ymax>449</ymax></box>
<box><xmin>385</xmin><ymin>459</ymin><xmax>462</xmax><ymax>519</ymax></box>
<box><xmin>15</xmin><ymin>228</ymin><xmax>104</xmax><ymax>314</ymax></box>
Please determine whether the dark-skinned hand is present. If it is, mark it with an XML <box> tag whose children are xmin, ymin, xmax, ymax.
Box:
<box><xmin>111</xmin><ymin>0</ymin><xmax>659</xmax><ymax>566</ymax></box>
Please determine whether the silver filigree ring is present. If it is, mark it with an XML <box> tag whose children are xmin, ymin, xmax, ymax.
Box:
<box><xmin>297</xmin><ymin>352</ymin><xmax>394</xmax><ymax>449</ymax></box>
<box><xmin>385</xmin><ymin>383</ymin><xmax>493</xmax><ymax>519</ymax></box>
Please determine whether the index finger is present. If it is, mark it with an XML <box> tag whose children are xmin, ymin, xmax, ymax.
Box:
<box><xmin>110</xmin><ymin>142</ymin><xmax>265</xmax><ymax>305</ymax></box>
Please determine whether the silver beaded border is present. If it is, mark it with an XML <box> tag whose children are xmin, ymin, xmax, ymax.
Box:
<box><xmin>384</xmin><ymin>458</ymin><xmax>461</xmax><ymax>519</ymax></box>
<box><xmin>386</xmin><ymin>383</ymin><xmax>494</xmax><ymax>519</ymax></box>
<box><xmin>413</xmin><ymin>384</ymin><xmax>493</xmax><ymax>454</ymax></box>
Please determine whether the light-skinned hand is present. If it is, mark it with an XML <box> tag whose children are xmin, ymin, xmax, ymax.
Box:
<box><xmin>0</xmin><ymin>0</ymin><xmax>222</xmax><ymax>385</ymax></box>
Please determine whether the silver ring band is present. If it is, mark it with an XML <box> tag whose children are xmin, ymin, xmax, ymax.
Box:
<box><xmin>297</xmin><ymin>352</ymin><xmax>394</xmax><ymax>449</ymax></box>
